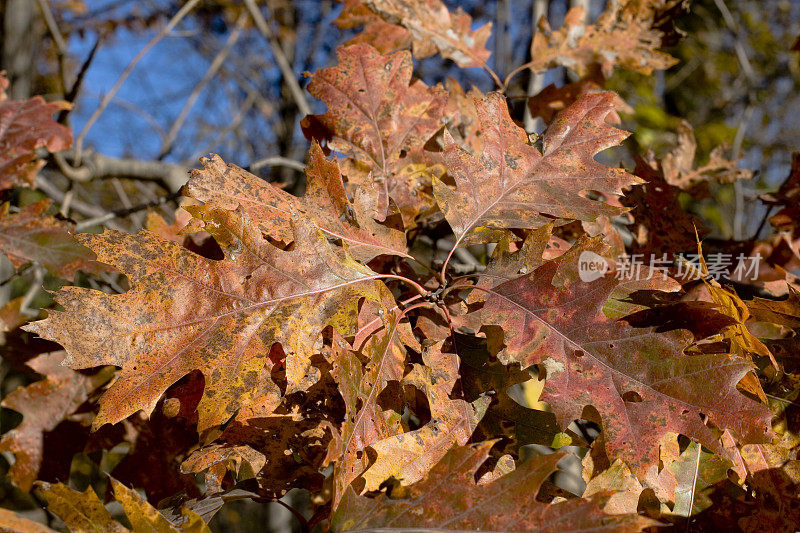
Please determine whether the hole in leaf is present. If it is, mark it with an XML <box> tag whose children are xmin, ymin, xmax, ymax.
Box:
<box><xmin>622</xmin><ymin>391</ymin><xmax>643</xmax><ymax>403</ymax></box>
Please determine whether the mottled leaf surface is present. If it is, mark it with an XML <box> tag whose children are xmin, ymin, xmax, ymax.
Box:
<box><xmin>27</xmin><ymin>207</ymin><xmax>378</xmax><ymax>431</ymax></box>
<box><xmin>333</xmin><ymin>442</ymin><xmax>655</xmax><ymax>532</ymax></box>
<box><xmin>305</xmin><ymin>44</ymin><xmax>446</xmax><ymax>183</ymax></box>
<box><xmin>186</xmin><ymin>143</ymin><xmax>408</xmax><ymax>261</ymax></box>
<box><xmin>471</xmin><ymin>243</ymin><xmax>772</xmax><ymax>478</ymax></box>
<box><xmin>435</xmin><ymin>92</ymin><xmax>639</xmax><ymax>242</ymax></box>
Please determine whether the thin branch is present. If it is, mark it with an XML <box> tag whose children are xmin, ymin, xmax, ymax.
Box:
<box><xmin>74</xmin><ymin>191</ymin><xmax>182</xmax><ymax>231</ymax></box>
<box><xmin>35</xmin><ymin>173</ymin><xmax>126</xmax><ymax>231</ymax></box>
<box><xmin>523</xmin><ymin>0</ymin><xmax>548</xmax><ymax>133</ymax></box>
<box><xmin>243</xmin><ymin>0</ymin><xmax>312</xmax><ymax>116</ymax></box>
<box><xmin>73</xmin><ymin>0</ymin><xmax>201</xmax><ymax>163</ymax></box>
<box><xmin>20</xmin><ymin>266</ymin><xmax>44</xmax><ymax>318</ymax></box>
<box><xmin>37</xmin><ymin>0</ymin><xmax>67</xmax><ymax>53</ymax></box>
<box><xmin>249</xmin><ymin>156</ymin><xmax>306</xmax><ymax>173</ymax></box>
<box><xmin>686</xmin><ymin>441</ymin><xmax>702</xmax><ymax>531</ymax></box>
<box><xmin>159</xmin><ymin>13</ymin><xmax>247</xmax><ymax>159</ymax></box>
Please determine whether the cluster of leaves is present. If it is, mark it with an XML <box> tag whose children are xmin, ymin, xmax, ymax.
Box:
<box><xmin>1</xmin><ymin>1</ymin><xmax>800</xmax><ymax>532</ymax></box>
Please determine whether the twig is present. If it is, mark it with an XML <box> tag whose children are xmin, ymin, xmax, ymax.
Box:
<box><xmin>20</xmin><ymin>266</ymin><xmax>44</xmax><ymax>318</ymax></box>
<box><xmin>0</xmin><ymin>264</ymin><xmax>33</xmax><ymax>288</ymax></box>
<box><xmin>36</xmin><ymin>173</ymin><xmax>126</xmax><ymax>231</ymax></box>
<box><xmin>159</xmin><ymin>14</ymin><xmax>246</xmax><ymax>159</ymax></box>
<box><xmin>36</xmin><ymin>0</ymin><xmax>67</xmax><ymax>53</ymax></box>
<box><xmin>249</xmin><ymin>156</ymin><xmax>306</xmax><ymax>173</ymax></box>
<box><xmin>73</xmin><ymin>0</ymin><xmax>201</xmax><ymax>163</ymax></box>
<box><xmin>110</xmin><ymin>177</ymin><xmax>143</xmax><ymax>228</ymax></box>
<box><xmin>74</xmin><ymin>191</ymin><xmax>182</xmax><ymax>231</ymax></box>
<box><xmin>686</xmin><ymin>441</ymin><xmax>702</xmax><ymax>531</ymax></box>
<box><xmin>243</xmin><ymin>0</ymin><xmax>312</xmax><ymax>116</ymax></box>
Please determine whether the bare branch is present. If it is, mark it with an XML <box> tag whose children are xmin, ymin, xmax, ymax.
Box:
<box><xmin>159</xmin><ymin>13</ymin><xmax>247</xmax><ymax>159</ymax></box>
<box><xmin>73</xmin><ymin>0</ymin><xmax>201</xmax><ymax>163</ymax></box>
<box><xmin>54</xmin><ymin>150</ymin><xmax>189</xmax><ymax>192</ymax></box>
<box><xmin>243</xmin><ymin>0</ymin><xmax>312</xmax><ymax>116</ymax></box>
<box><xmin>36</xmin><ymin>0</ymin><xmax>67</xmax><ymax>54</ymax></box>
<box><xmin>249</xmin><ymin>156</ymin><xmax>306</xmax><ymax>173</ymax></box>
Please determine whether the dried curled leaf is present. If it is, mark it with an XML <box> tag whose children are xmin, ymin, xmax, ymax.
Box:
<box><xmin>181</xmin><ymin>444</ymin><xmax>266</xmax><ymax>494</ymax></box>
<box><xmin>521</xmin><ymin>3</ymin><xmax>678</xmax><ymax>78</ymax></box>
<box><xmin>360</xmin><ymin>0</ymin><xmax>492</xmax><ymax>68</ymax></box>
<box><xmin>661</xmin><ymin>121</ymin><xmax>753</xmax><ymax>192</ymax></box>
<box><xmin>26</xmin><ymin>207</ymin><xmax>379</xmax><ymax>431</ymax></box>
<box><xmin>435</xmin><ymin>92</ymin><xmax>639</xmax><ymax>243</ymax></box>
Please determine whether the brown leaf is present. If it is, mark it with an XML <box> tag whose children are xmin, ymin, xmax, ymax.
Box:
<box><xmin>336</xmin><ymin>0</ymin><xmax>413</xmax><ymax>54</ymax></box>
<box><xmin>182</xmin><ymin>444</ymin><xmax>266</xmax><ymax>494</ymax></box>
<box><xmin>661</xmin><ymin>121</ymin><xmax>753</xmax><ymax>192</ymax></box>
<box><xmin>110</xmin><ymin>478</ymin><xmax>211</xmax><ymax>532</ymax></box>
<box><xmin>361</xmin><ymin>341</ymin><xmax>489</xmax><ymax>491</ymax></box>
<box><xmin>186</xmin><ymin>143</ymin><xmax>409</xmax><ymax>261</ymax></box>
<box><xmin>26</xmin><ymin>207</ymin><xmax>379</xmax><ymax>431</ymax></box>
<box><xmin>528</xmin><ymin>74</ymin><xmax>632</xmax><ymax>125</ymax></box>
<box><xmin>621</xmin><ymin>156</ymin><xmax>705</xmax><ymax>256</ymax></box>
<box><xmin>305</xmin><ymin>44</ymin><xmax>447</xmax><ymax>218</ymax></box>
<box><xmin>0</xmin><ymin>73</ymin><xmax>72</xmax><ymax>189</ymax></box>
<box><xmin>328</xmin><ymin>322</ymin><xmax>406</xmax><ymax>508</ymax></box>
<box><xmin>0</xmin><ymin>352</ymin><xmax>109</xmax><ymax>491</ymax></box>
<box><xmin>435</xmin><ymin>92</ymin><xmax>639</xmax><ymax>244</ymax></box>
<box><xmin>360</xmin><ymin>0</ymin><xmax>492</xmax><ymax>68</ymax></box>
<box><xmin>469</xmin><ymin>242</ymin><xmax>772</xmax><ymax>479</ymax></box>
<box><xmin>0</xmin><ymin>201</ymin><xmax>110</xmax><ymax>279</ymax></box>
<box><xmin>333</xmin><ymin>442</ymin><xmax>656</xmax><ymax>532</ymax></box>
<box><xmin>748</xmin><ymin>286</ymin><xmax>800</xmax><ymax>329</ymax></box>
<box><xmin>455</xmin><ymin>332</ymin><xmax>561</xmax><ymax>457</ymax></box>
<box><xmin>518</xmin><ymin>4</ymin><xmax>678</xmax><ymax>78</ymax></box>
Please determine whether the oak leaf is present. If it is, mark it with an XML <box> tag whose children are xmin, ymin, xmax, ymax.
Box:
<box><xmin>333</xmin><ymin>442</ymin><xmax>656</xmax><ymax>532</ymax></box>
<box><xmin>185</xmin><ymin>143</ymin><xmax>409</xmax><ymax>261</ymax></box>
<box><xmin>328</xmin><ymin>323</ymin><xmax>406</xmax><ymax>508</ymax></box>
<box><xmin>0</xmin><ymin>74</ymin><xmax>72</xmax><ymax>190</ymax></box>
<box><xmin>661</xmin><ymin>121</ymin><xmax>753</xmax><ymax>193</ymax></box>
<box><xmin>26</xmin><ymin>206</ymin><xmax>379</xmax><ymax>431</ymax></box>
<box><xmin>0</xmin><ymin>200</ymin><xmax>110</xmax><ymax>279</ymax></box>
<box><xmin>336</xmin><ymin>0</ymin><xmax>411</xmax><ymax>55</ymax></box>
<box><xmin>360</xmin><ymin>0</ymin><xmax>492</xmax><ymax>68</ymax></box>
<box><xmin>0</xmin><ymin>352</ymin><xmax>110</xmax><ymax>491</ymax></box>
<box><xmin>748</xmin><ymin>286</ymin><xmax>800</xmax><ymax>329</ymax></box>
<box><xmin>469</xmin><ymin>242</ymin><xmax>772</xmax><ymax>478</ymax></box>
<box><xmin>435</xmin><ymin>92</ymin><xmax>639</xmax><ymax>244</ymax></box>
<box><xmin>360</xmin><ymin>341</ymin><xmax>489</xmax><ymax>491</ymax></box>
<box><xmin>181</xmin><ymin>444</ymin><xmax>266</xmax><ymax>494</ymax></box>
<box><xmin>304</xmin><ymin>44</ymin><xmax>446</xmax><ymax>219</ymax></box>
<box><xmin>517</xmin><ymin>4</ymin><xmax>677</xmax><ymax>79</ymax></box>
<box><xmin>37</xmin><ymin>482</ymin><xmax>128</xmax><ymax>533</ymax></box>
